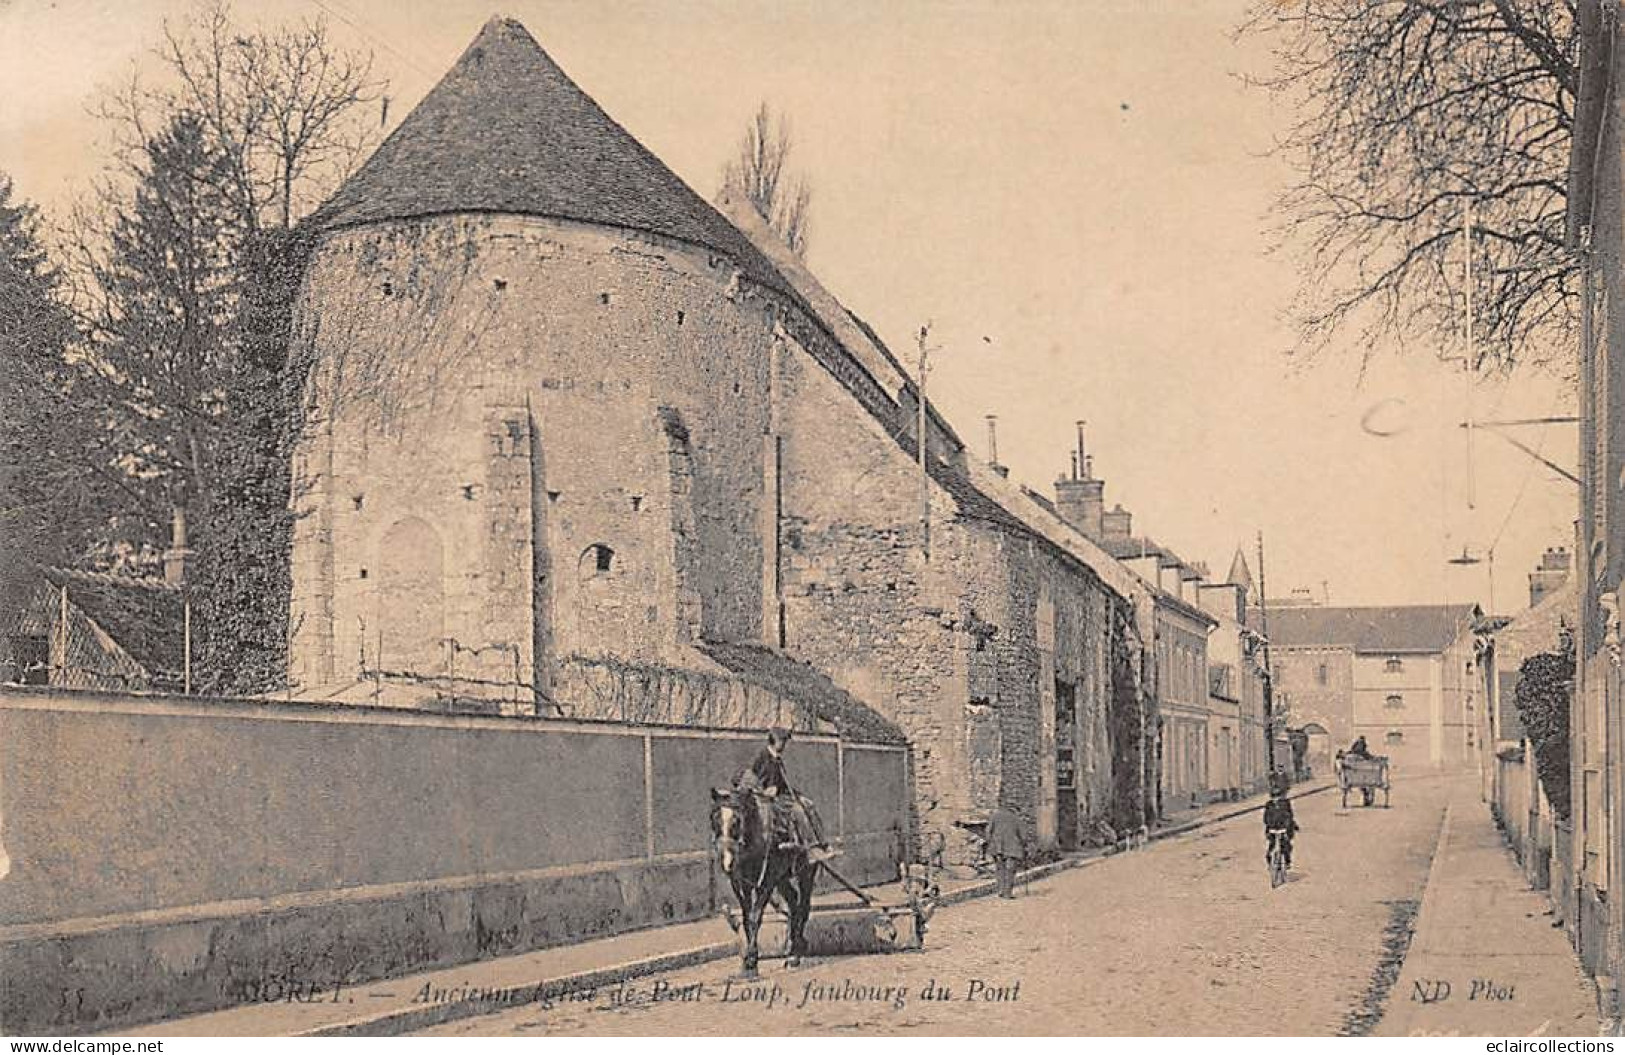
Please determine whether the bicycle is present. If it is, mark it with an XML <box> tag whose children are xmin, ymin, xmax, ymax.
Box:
<box><xmin>1266</xmin><ymin>827</ymin><xmax>1289</xmax><ymax>888</ymax></box>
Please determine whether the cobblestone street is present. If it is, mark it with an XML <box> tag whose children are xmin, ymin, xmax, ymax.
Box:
<box><xmin>418</xmin><ymin>779</ymin><xmax>1452</xmax><ymax>1036</ymax></box>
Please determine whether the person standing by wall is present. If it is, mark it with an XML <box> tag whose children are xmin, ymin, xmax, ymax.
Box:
<box><xmin>985</xmin><ymin>805</ymin><xmax>1027</xmax><ymax>899</ymax></box>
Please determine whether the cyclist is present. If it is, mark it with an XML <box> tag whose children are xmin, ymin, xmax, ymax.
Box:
<box><xmin>1263</xmin><ymin>773</ymin><xmax>1300</xmax><ymax>872</ymax></box>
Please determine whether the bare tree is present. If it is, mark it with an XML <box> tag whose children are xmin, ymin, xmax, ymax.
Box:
<box><xmin>95</xmin><ymin>0</ymin><xmax>383</xmax><ymax>234</ymax></box>
<box><xmin>52</xmin><ymin>0</ymin><xmax>385</xmax><ymax>546</ymax></box>
<box><xmin>1242</xmin><ymin>1</ymin><xmax>1580</xmax><ymax>374</ymax></box>
<box><xmin>39</xmin><ymin>2</ymin><xmax>384</xmax><ymax>688</ymax></box>
<box><xmin>721</xmin><ymin>102</ymin><xmax>813</xmax><ymax>257</ymax></box>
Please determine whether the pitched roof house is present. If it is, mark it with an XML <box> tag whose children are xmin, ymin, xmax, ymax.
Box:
<box><xmin>2</xmin><ymin>569</ymin><xmax>185</xmax><ymax>692</ymax></box>
<box><xmin>1264</xmin><ymin>603</ymin><xmax>1482</xmax><ymax>655</ymax></box>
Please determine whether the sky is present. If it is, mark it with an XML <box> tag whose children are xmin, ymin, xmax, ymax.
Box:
<box><xmin>0</xmin><ymin>0</ymin><xmax>1580</xmax><ymax>614</ymax></box>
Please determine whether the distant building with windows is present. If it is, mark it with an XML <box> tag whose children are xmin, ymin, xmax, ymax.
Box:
<box><xmin>1045</xmin><ymin>430</ymin><xmax>1221</xmax><ymax>814</ymax></box>
<box><xmin>1261</xmin><ymin>603</ymin><xmax>1484</xmax><ymax>772</ymax></box>
<box><xmin>1197</xmin><ymin>549</ymin><xmax>1270</xmax><ymax>798</ymax></box>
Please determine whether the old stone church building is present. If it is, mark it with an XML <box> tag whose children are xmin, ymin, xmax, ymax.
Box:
<box><xmin>287</xmin><ymin>16</ymin><xmax>1152</xmax><ymax>858</ymax></box>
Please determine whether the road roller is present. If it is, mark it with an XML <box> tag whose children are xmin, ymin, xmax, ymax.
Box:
<box><xmin>721</xmin><ymin>865</ymin><xmax>936</xmax><ymax>958</ymax></box>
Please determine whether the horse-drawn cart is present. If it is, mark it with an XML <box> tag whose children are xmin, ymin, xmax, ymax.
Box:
<box><xmin>1338</xmin><ymin>755</ymin><xmax>1390</xmax><ymax>808</ymax></box>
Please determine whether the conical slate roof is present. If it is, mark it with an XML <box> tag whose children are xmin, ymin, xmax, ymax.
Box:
<box><xmin>311</xmin><ymin>17</ymin><xmax>788</xmax><ymax>291</ymax></box>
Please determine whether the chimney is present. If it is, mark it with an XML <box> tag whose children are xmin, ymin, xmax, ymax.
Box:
<box><xmin>986</xmin><ymin>414</ymin><xmax>1008</xmax><ymax>477</ymax></box>
<box><xmin>1054</xmin><ymin>421</ymin><xmax>1105</xmax><ymax>539</ymax></box>
<box><xmin>163</xmin><ymin>506</ymin><xmax>193</xmax><ymax>587</ymax></box>
<box><xmin>1529</xmin><ymin>545</ymin><xmax>1573</xmax><ymax>608</ymax></box>
<box><xmin>1102</xmin><ymin>503</ymin><xmax>1132</xmax><ymax>541</ymax></box>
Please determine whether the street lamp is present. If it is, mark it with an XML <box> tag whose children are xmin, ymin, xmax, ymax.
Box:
<box><xmin>1447</xmin><ymin>545</ymin><xmax>1496</xmax><ymax>614</ymax></box>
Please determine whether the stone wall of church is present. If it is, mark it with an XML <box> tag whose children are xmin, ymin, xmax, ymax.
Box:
<box><xmin>770</xmin><ymin>322</ymin><xmax>1123</xmax><ymax>860</ymax></box>
<box><xmin>289</xmin><ymin>215</ymin><xmax>778</xmax><ymax>703</ymax></box>
<box><xmin>771</xmin><ymin>326</ymin><xmax>972</xmax><ymax>855</ymax></box>
<box><xmin>285</xmin><ymin>208</ymin><xmax>1134</xmax><ymax>867</ymax></box>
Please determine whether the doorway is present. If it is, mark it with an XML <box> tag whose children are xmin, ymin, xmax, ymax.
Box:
<box><xmin>1055</xmin><ymin>677</ymin><xmax>1078</xmax><ymax>850</ymax></box>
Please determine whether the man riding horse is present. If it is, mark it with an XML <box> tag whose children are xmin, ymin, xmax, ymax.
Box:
<box><xmin>747</xmin><ymin>727</ymin><xmax>834</xmax><ymax>863</ymax></box>
<box><xmin>710</xmin><ymin>726</ymin><xmax>831</xmax><ymax>975</ymax></box>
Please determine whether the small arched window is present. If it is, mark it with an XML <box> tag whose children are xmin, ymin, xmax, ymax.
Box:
<box><xmin>1385</xmin><ymin>694</ymin><xmax>1404</xmax><ymax>709</ymax></box>
<box><xmin>1385</xmin><ymin>729</ymin><xmax>1404</xmax><ymax>745</ymax></box>
<box><xmin>1385</xmin><ymin>656</ymin><xmax>1404</xmax><ymax>673</ymax></box>
<box><xmin>579</xmin><ymin>543</ymin><xmax>615</xmax><ymax>580</ymax></box>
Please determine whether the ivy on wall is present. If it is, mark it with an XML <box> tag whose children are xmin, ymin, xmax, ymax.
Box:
<box><xmin>191</xmin><ymin>228</ymin><xmax>318</xmax><ymax>696</ymax></box>
<box><xmin>1513</xmin><ymin>632</ymin><xmax>1574</xmax><ymax>822</ymax></box>
<box><xmin>1108</xmin><ymin>598</ymin><xmax>1150</xmax><ymax>833</ymax></box>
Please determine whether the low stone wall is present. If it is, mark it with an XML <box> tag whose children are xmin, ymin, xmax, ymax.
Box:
<box><xmin>1493</xmin><ymin>753</ymin><xmax>1530</xmax><ymax>857</ymax></box>
<box><xmin>0</xmin><ymin>688</ymin><xmax>907</xmax><ymax>1034</ymax></box>
<box><xmin>1493</xmin><ymin>748</ymin><xmax>1559</xmax><ymax>895</ymax></box>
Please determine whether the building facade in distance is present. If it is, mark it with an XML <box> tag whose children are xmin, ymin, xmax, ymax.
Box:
<box><xmin>1048</xmin><ymin>431</ymin><xmax>1221</xmax><ymax>815</ymax></box>
<box><xmin>1265</xmin><ymin>603</ymin><xmax>1483</xmax><ymax>771</ymax></box>
<box><xmin>1199</xmin><ymin>550</ymin><xmax>1270</xmax><ymax>798</ymax></box>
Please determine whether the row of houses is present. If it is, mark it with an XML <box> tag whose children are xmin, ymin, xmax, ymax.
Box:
<box><xmin>3</xmin><ymin>16</ymin><xmax>1277</xmax><ymax>864</ymax></box>
<box><xmin>1035</xmin><ymin>434</ymin><xmax>1273</xmax><ymax>817</ymax></box>
<box><xmin>1482</xmin><ymin>551</ymin><xmax>1575</xmax><ymax>922</ymax></box>
<box><xmin>1505</xmin><ymin>1</ymin><xmax>1625</xmax><ymax>1012</ymax></box>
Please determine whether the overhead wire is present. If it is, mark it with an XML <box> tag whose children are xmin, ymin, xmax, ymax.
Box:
<box><xmin>309</xmin><ymin>0</ymin><xmax>441</xmax><ymax>82</ymax></box>
<box><xmin>1486</xmin><ymin>398</ymin><xmax>1564</xmax><ymax>556</ymax></box>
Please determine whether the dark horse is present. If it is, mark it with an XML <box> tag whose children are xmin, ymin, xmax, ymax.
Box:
<box><xmin>710</xmin><ymin>786</ymin><xmax>820</xmax><ymax>976</ymax></box>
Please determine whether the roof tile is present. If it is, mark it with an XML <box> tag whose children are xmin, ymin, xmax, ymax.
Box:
<box><xmin>1258</xmin><ymin>603</ymin><xmax>1481</xmax><ymax>654</ymax></box>
<box><xmin>311</xmin><ymin>17</ymin><xmax>788</xmax><ymax>292</ymax></box>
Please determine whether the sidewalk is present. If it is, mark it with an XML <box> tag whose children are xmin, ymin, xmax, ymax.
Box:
<box><xmin>1376</xmin><ymin>779</ymin><xmax>1600</xmax><ymax>1037</ymax></box>
<box><xmin>116</xmin><ymin>779</ymin><xmax>1327</xmax><ymax>1037</ymax></box>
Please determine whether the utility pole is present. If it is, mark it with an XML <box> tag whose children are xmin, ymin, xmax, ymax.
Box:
<box><xmin>1256</xmin><ymin>531</ymin><xmax>1277</xmax><ymax>781</ymax></box>
<box><xmin>1464</xmin><ymin>199</ymin><xmax>1477</xmax><ymax>511</ymax></box>
<box><xmin>56</xmin><ymin>582</ymin><xmax>69</xmax><ymax>683</ymax></box>
<box><xmin>916</xmin><ymin>322</ymin><xmax>935</xmax><ymax>559</ymax></box>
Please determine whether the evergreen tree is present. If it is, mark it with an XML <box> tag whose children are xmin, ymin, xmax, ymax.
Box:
<box><xmin>89</xmin><ymin>111</ymin><xmax>242</xmax><ymax>564</ymax></box>
<box><xmin>0</xmin><ymin>176</ymin><xmax>115</xmax><ymax>611</ymax></box>
<box><xmin>54</xmin><ymin>3</ymin><xmax>380</xmax><ymax>693</ymax></box>
<box><xmin>86</xmin><ymin>113</ymin><xmax>322</xmax><ymax>695</ymax></box>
